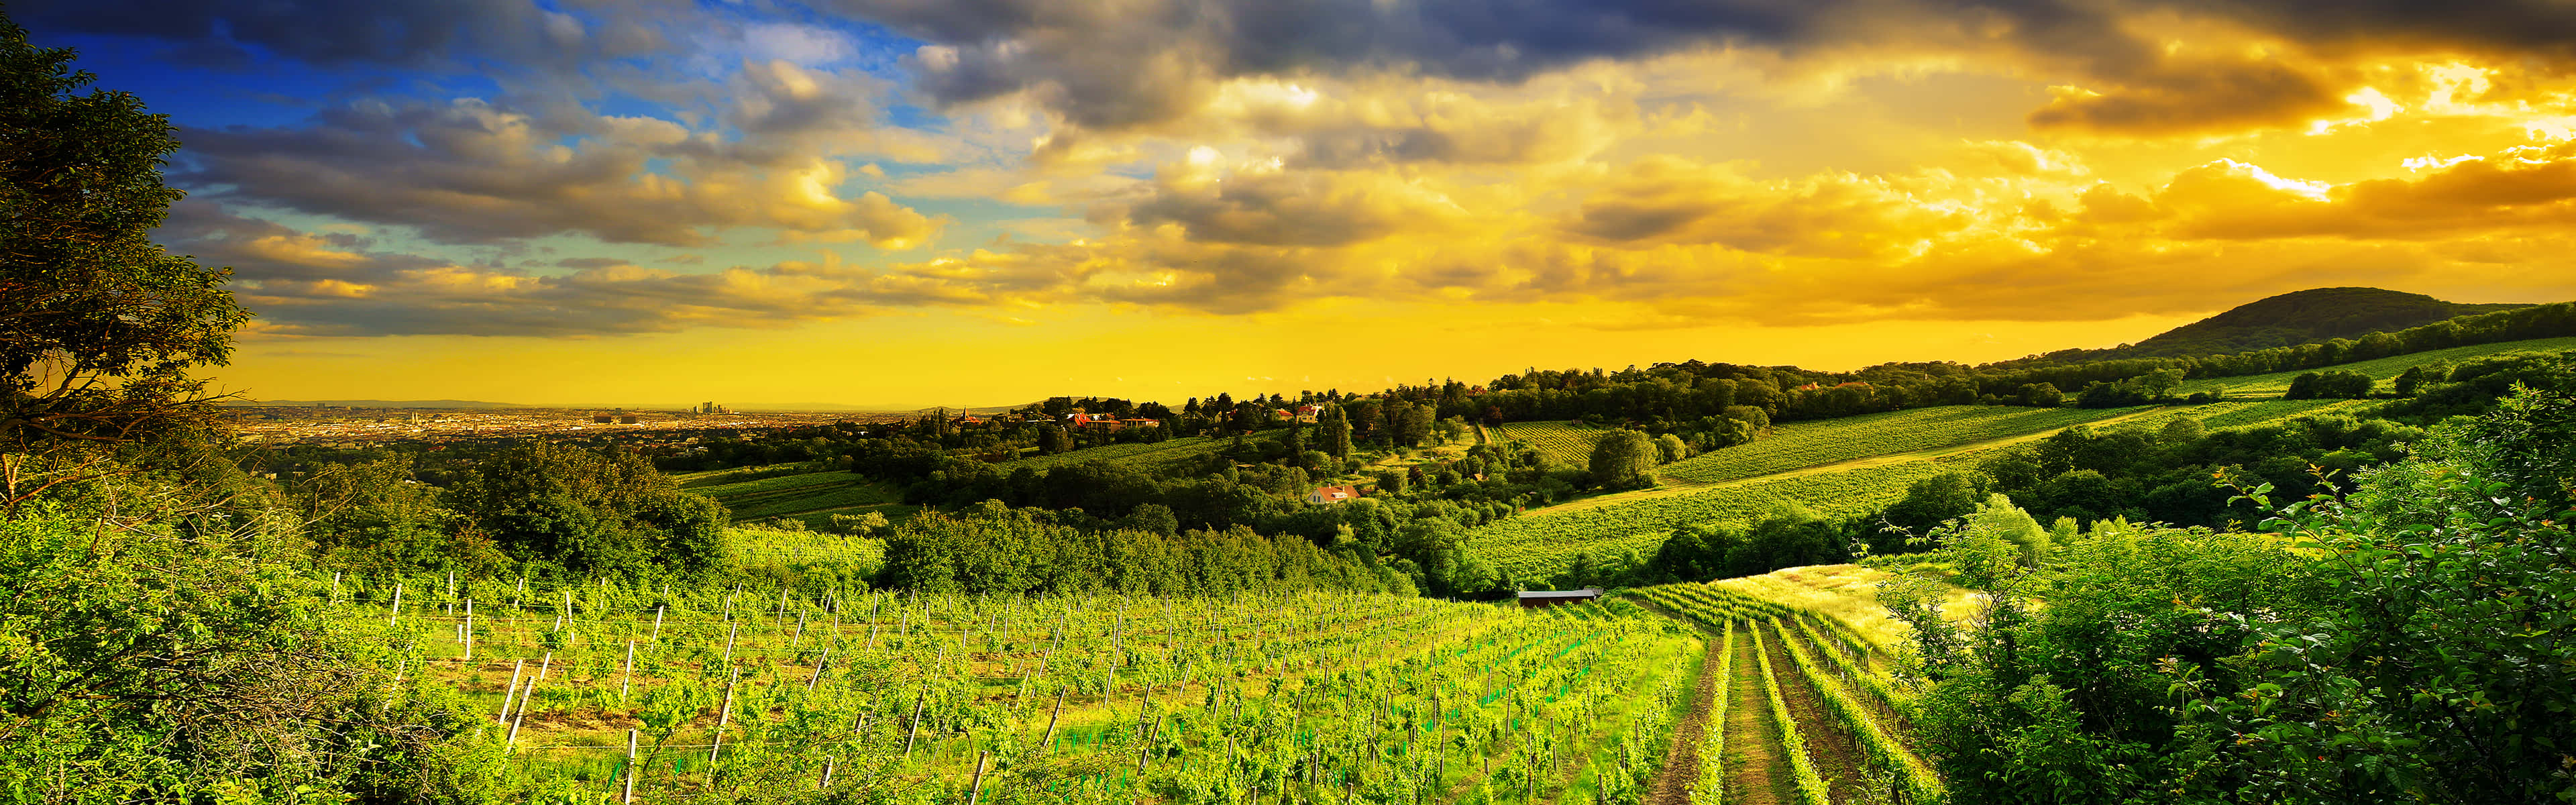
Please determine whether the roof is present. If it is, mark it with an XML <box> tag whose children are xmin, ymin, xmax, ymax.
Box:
<box><xmin>1515</xmin><ymin>588</ymin><xmax>1607</xmax><ymax>599</ymax></box>
<box><xmin>1311</xmin><ymin>484</ymin><xmax>1360</xmax><ymax>501</ymax></box>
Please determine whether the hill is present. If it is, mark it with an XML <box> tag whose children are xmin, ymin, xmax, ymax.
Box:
<box><xmin>2117</xmin><ymin>287</ymin><xmax>2528</xmax><ymax>358</ymax></box>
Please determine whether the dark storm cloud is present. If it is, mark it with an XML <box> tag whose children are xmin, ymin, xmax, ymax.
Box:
<box><xmin>830</xmin><ymin>0</ymin><xmax>2576</xmax><ymax>132</ymax></box>
<box><xmin>15</xmin><ymin>0</ymin><xmax>675</xmax><ymax>70</ymax></box>
<box><xmin>2027</xmin><ymin>57</ymin><xmax>2351</xmax><ymax>136</ymax></box>
<box><xmin>174</xmin><ymin>84</ymin><xmax>938</xmax><ymax>248</ymax></box>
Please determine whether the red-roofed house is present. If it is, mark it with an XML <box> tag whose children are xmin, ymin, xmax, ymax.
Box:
<box><xmin>1307</xmin><ymin>485</ymin><xmax>1362</xmax><ymax>504</ymax></box>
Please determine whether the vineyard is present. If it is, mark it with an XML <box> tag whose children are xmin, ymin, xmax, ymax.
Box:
<box><xmin>1489</xmin><ymin>421</ymin><xmax>1609</xmax><ymax>470</ymax></box>
<box><xmin>1659</xmin><ymin>405</ymin><xmax>2146</xmax><ymax>485</ymax></box>
<box><xmin>330</xmin><ymin>570</ymin><xmax>1703</xmax><ymax>803</ymax></box>
<box><xmin>2178</xmin><ymin>398</ymin><xmax>2376</xmax><ymax>429</ymax></box>
<box><xmin>1468</xmin><ymin>460</ymin><xmax>1961</xmax><ymax>580</ymax></box>
<box><xmin>1629</xmin><ymin>582</ymin><xmax>1944</xmax><ymax>805</ymax></box>
<box><xmin>2170</xmin><ymin>335</ymin><xmax>2576</xmax><ymax>397</ymax></box>
<box><xmin>696</xmin><ymin>471</ymin><xmax>905</xmax><ymax>525</ymax></box>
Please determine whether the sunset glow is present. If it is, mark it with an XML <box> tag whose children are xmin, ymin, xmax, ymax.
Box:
<box><xmin>28</xmin><ymin>1</ymin><xmax>2576</xmax><ymax>406</ymax></box>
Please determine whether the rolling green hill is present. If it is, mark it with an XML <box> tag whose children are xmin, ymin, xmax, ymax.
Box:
<box><xmin>2118</xmin><ymin>287</ymin><xmax>2526</xmax><ymax>358</ymax></box>
<box><xmin>2175</xmin><ymin>335</ymin><xmax>2576</xmax><ymax>397</ymax></box>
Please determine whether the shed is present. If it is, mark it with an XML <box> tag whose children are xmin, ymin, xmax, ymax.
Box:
<box><xmin>1515</xmin><ymin>588</ymin><xmax>1606</xmax><ymax>608</ymax></box>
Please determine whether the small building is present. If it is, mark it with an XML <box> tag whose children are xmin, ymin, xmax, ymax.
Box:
<box><xmin>592</xmin><ymin>414</ymin><xmax>614</xmax><ymax>424</ymax></box>
<box><xmin>1118</xmin><ymin>418</ymin><xmax>1161</xmax><ymax>428</ymax></box>
<box><xmin>1515</xmin><ymin>588</ymin><xmax>1606</xmax><ymax>608</ymax></box>
<box><xmin>1307</xmin><ymin>485</ymin><xmax>1361</xmax><ymax>504</ymax></box>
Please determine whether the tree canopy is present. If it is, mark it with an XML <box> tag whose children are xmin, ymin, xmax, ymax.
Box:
<box><xmin>0</xmin><ymin>18</ymin><xmax>246</xmax><ymax>448</ymax></box>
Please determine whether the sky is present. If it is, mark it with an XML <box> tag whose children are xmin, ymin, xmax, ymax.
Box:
<box><xmin>19</xmin><ymin>0</ymin><xmax>2576</xmax><ymax>408</ymax></box>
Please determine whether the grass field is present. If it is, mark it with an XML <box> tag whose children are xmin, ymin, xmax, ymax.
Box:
<box><xmin>1661</xmin><ymin>405</ymin><xmax>2147</xmax><ymax>485</ymax></box>
<box><xmin>696</xmin><ymin>470</ymin><xmax>906</xmax><ymax>527</ymax></box>
<box><xmin>2174</xmin><ymin>335</ymin><xmax>2576</xmax><ymax>397</ymax></box>
<box><xmin>994</xmin><ymin>434</ymin><xmax>1253</xmax><ymax>475</ymax></box>
<box><xmin>1491</xmin><ymin>420</ymin><xmax>1611</xmax><ymax>469</ymax></box>
<box><xmin>1471</xmin><ymin>458</ymin><xmax>1965</xmax><ymax>580</ymax></box>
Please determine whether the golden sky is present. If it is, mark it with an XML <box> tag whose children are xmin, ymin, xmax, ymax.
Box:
<box><xmin>35</xmin><ymin>0</ymin><xmax>2576</xmax><ymax>406</ymax></box>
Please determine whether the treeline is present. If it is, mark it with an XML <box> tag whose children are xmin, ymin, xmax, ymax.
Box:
<box><xmin>1555</xmin><ymin>347</ymin><xmax>2576</xmax><ymax>591</ymax></box>
<box><xmin>875</xmin><ymin>504</ymin><xmax>1394</xmax><ymax>597</ymax></box>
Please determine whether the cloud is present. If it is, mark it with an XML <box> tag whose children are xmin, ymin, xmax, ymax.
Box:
<box><xmin>178</xmin><ymin>83</ymin><xmax>942</xmax><ymax>248</ymax></box>
<box><xmin>20</xmin><ymin>0</ymin><xmax>679</xmax><ymax>70</ymax></box>
<box><xmin>166</xmin><ymin>201</ymin><xmax>996</xmax><ymax>336</ymax></box>
<box><xmin>2156</xmin><ymin>143</ymin><xmax>2576</xmax><ymax>239</ymax></box>
<box><xmin>1562</xmin><ymin>156</ymin><xmax>1972</xmax><ymax>258</ymax></box>
<box><xmin>2029</xmin><ymin>56</ymin><xmax>2354</xmax><ymax>136</ymax></box>
<box><xmin>1119</xmin><ymin>156</ymin><xmax>1466</xmax><ymax>247</ymax></box>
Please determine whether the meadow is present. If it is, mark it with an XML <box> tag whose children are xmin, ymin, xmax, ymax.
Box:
<box><xmin>1469</xmin><ymin>460</ymin><xmax>1964</xmax><ymax>581</ymax></box>
<box><xmin>1659</xmin><ymin>405</ymin><xmax>2148</xmax><ymax>485</ymax></box>
<box><xmin>2173</xmin><ymin>335</ymin><xmax>2576</xmax><ymax>396</ymax></box>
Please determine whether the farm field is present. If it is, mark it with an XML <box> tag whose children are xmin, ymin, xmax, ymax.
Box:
<box><xmin>696</xmin><ymin>470</ymin><xmax>907</xmax><ymax>527</ymax></box>
<box><xmin>1629</xmin><ymin>581</ymin><xmax>1941</xmax><ymax>805</ymax></box>
<box><xmin>1490</xmin><ymin>421</ymin><xmax>1611</xmax><ymax>469</ymax></box>
<box><xmin>2173</xmin><ymin>335</ymin><xmax>2576</xmax><ymax>397</ymax></box>
<box><xmin>1661</xmin><ymin>405</ymin><xmax>2149</xmax><ymax>485</ymax></box>
<box><xmin>1471</xmin><ymin>402</ymin><xmax>2194</xmax><ymax>583</ymax></box>
<box><xmin>2176</xmin><ymin>398</ymin><xmax>2378</xmax><ymax>429</ymax></box>
<box><xmin>997</xmin><ymin>435</ymin><xmax>1239</xmax><ymax>474</ymax></box>
<box><xmin>1469</xmin><ymin>459</ymin><xmax>1964</xmax><ymax>582</ymax></box>
<box><xmin>332</xmin><ymin>570</ymin><xmax>1701</xmax><ymax>802</ymax></box>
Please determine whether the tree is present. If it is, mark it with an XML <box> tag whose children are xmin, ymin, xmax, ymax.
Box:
<box><xmin>1316</xmin><ymin>404</ymin><xmax>1354</xmax><ymax>460</ymax></box>
<box><xmin>1036</xmin><ymin>423</ymin><xmax>1069</xmax><ymax>455</ymax></box>
<box><xmin>1652</xmin><ymin>433</ymin><xmax>1688</xmax><ymax>464</ymax></box>
<box><xmin>1882</xmin><ymin>470</ymin><xmax>1988</xmax><ymax>539</ymax></box>
<box><xmin>1</xmin><ymin>18</ymin><xmax>248</xmax><ymax>448</ymax></box>
<box><xmin>2137</xmin><ymin>368</ymin><xmax>2186</xmax><ymax>400</ymax></box>
<box><xmin>1587</xmin><ymin>429</ymin><xmax>1657</xmax><ymax>490</ymax></box>
<box><xmin>442</xmin><ymin>443</ymin><xmax>731</xmax><ymax>578</ymax></box>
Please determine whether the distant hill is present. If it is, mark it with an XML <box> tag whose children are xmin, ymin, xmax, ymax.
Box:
<box><xmin>2112</xmin><ymin>288</ymin><xmax>2530</xmax><ymax>358</ymax></box>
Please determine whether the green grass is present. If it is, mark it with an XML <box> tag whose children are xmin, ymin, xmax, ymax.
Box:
<box><xmin>2174</xmin><ymin>336</ymin><xmax>2576</xmax><ymax>397</ymax></box>
<box><xmin>2174</xmin><ymin>398</ymin><xmax>2379</xmax><ymax>429</ymax></box>
<box><xmin>1471</xmin><ymin>458</ymin><xmax>1962</xmax><ymax>580</ymax></box>
<box><xmin>699</xmin><ymin>471</ymin><xmax>900</xmax><ymax>521</ymax></box>
<box><xmin>1492</xmin><ymin>420</ymin><xmax>1612</xmax><ymax>469</ymax></box>
<box><xmin>994</xmin><ymin>435</ymin><xmax>1241</xmax><ymax>474</ymax></box>
<box><xmin>1661</xmin><ymin>405</ymin><xmax>2147</xmax><ymax>484</ymax></box>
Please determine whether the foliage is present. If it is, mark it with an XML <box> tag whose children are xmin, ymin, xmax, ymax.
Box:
<box><xmin>442</xmin><ymin>441</ymin><xmax>731</xmax><ymax>579</ymax></box>
<box><xmin>875</xmin><ymin>504</ymin><xmax>1379</xmax><ymax>596</ymax></box>
<box><xmin>1468</xmin><ymin>459</ymin><xmax>1946</xmax><ymax>584</ymax></box>
<box><xmin>1588</xmin><ymin>429</ymin><xmax>1658</xmax><ymax>490</ymax></box>
<box><xmin>1662</xmin><ymin>405</ymin><xmax>2131</xmax><ymax>485</ymax></box>
<box><xmin>1896</xmin><ymin>385</ymin><xmax>2576</xmax><ymax>804</ymax></box>
<box><xmin>0</xmin><ymin>16</ymin><xmax>250</xmax><ymax>449</ymax></box>
<box><xmin>2283</xmin><ymin>369</ymin><xmax>2374</xmax><ymax>399</ymax></box>
<box><xmin>0</xmin><ymin>477</ymin><xmax>505</xmax><ymax>802</ymax></box>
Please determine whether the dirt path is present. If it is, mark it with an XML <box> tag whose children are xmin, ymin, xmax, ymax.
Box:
<box><xmin>1521</xmin><ymin>407</ymin><xmax>2176</xmax><ymax>517</ymax></box>
<box><xmin>1721</xmin><ymin>619</ymin><xmax>1796</xmax><ymax>805</ymax></box>
<box><xmin>1646</xmin><ymin>615</ymin><xmax>1726</xmax><ymax>805</ymax></box>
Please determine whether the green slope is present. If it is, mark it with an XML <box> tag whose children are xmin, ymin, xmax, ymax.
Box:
<box><xmin>2176</xmin><ymin>336</ymin><xmax>2576</xmax><ymax>397</ymax></box>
